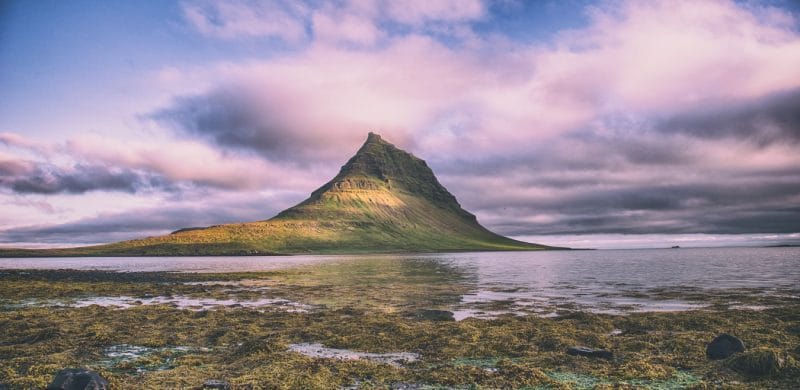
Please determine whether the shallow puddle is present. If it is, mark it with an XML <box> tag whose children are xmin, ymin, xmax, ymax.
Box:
<box><xmin>100</xmin><ymin>344</ymin><xmax>204</xmax><ymax>373</ymax></box>
<box><xmin>7</xmin><ymin>295</ymin><xmax>310</xmax><ymax>312</ymax></box>
<box><xmin>288</xmin><ymin>343</ymin><xmax>419</xmax><ymax>367</ymax></box>
<box><xmin>451</xmin><ymin>289</ymin><xmax>708</xmax><ymax>320</ymax></box>
<box><xmin>74</xmin><ymin>295</ymin><xmax>310</xmax><ymax>311</ymax></box>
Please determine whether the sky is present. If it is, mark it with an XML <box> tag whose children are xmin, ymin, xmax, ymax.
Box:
<box><xmin>1</xmin><ymin>0</ymin><xmax>799</xmax><ymax>249</ymax></box>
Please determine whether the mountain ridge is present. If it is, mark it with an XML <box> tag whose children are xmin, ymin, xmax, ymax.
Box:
<box><xmin>0</xmin><ymin>133</ymin><xmax>560</xmax><ymax>256</ymax></box>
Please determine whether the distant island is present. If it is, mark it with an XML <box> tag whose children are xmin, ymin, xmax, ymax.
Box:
<box><xmin>0</xmin><ymin>133</ymin><xmax>561</xmax><ymax>257</ymax></box>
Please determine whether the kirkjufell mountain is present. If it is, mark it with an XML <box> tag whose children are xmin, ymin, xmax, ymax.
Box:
<box><xmin>1</xmin><ymin>133</ymin><xmax>556</xmax><ymax>256</ymax></box>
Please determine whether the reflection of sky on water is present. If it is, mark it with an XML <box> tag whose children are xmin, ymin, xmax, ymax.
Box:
<box><xmin>432</xmin><ymin>247</ymin><xmax>800</xmax><ymax>291</ymax></box>
<box><xmin>2</xmin><ymin>247</ymin><xmax>798</xmax><ymax>317</ymax></box>
<box><xmin>432</xmin><ymin>248</ymin><xmax>800</xmax><ymax>317</ymax></box>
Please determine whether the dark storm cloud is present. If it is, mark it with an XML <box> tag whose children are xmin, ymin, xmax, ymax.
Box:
<box><xmin>151</xmin><ymin>89</ymin><xmax>275</xmax><ymax>152</ymax></box>
<box><xmin>455</xmin><ymin>174</ymin><xmax>800</xmax><ymax>236</ymax></box>
<box><xmin>430</xmin><ymin>118</ymin><xmax>800</xmax><ymax>237</ymax></box>
<box><xmin>150</xmin><ymin>87</ymin><xmax>341</xmax><ymax>162</ymax></box>
<box><xmin>656</xmin><ymin>88</ymin><xmax>800</xmax><ymax>145</ymax></box>
<box><xmin>0</xmin><ymin>159</ymin><xmax>176</xmax><ymax>195</ymax></box>
<box><xmin>431</xmin><ymin>130</ymin><xmax>698</xmax><ymax>181</ymax></box>
<box><xmin>488</xmin><ymin>205</ymin><xmax>800</xmax><ymax>236</ymax></box>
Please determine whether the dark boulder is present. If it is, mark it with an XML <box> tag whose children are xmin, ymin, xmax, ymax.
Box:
<box><xmin>724</xmin><ymin>348</ymin><xmax>791</xmax><ymax>377</ymax></box>
<box><xmin>200</xmin><ymin>379</ymin><xmax>231</xmax><ymax>389</ymax></box>
<box><xmin>567</xmin><ymin>346</ymin><xmax>613</xmax><ymax>359</ymax></box>
<box><xmin>706</xmin><ymin>333</ymin><xmax>745</xmax><ymax>360</ymax></box>
<box><xmin>46</xmin><ymin>368</ymin><xmax>108</xmax><ymax>390</ymax></box>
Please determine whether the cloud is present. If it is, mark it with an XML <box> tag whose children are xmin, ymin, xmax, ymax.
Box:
<box><xmin>312</xmin><ymin>7</ymin><xmax>384</xmax><ymax>46</ymax></box>
<box><xmin>1</xmin><ymin>131</ymin><xmax>324</xmax><ymax>194</ymax></box>
<box><xmin>181</xmin><ymin>0</ymin><xmax>309</xmax><ymax>42</ymax></box>
<box><xmin>0</xmin><ymin>157</ymin><xmax>34</xmax><ymax>176</ymax></box>
<box><xmin>0</xmin><ymin>191</ymin><xmax>302</xmax><ymax>245</ymax></box>
<box><xmin>0</xmin><ymin>132</ymin><xmax>51</xmax><ymax>154</ymax></box>
<box><xmin>160</xmin><ymin>0</ymin><xmax>800</xmax><ymax>157</ymax></box>
<box><xmin>5</xmin><ymin>0</ymin><xmax>800</xmax><ymax>246</ymax></box>
<box><xmin>541</xmin><ymin>0</ymin><xmax>800</xmax><ymax>113</ymax></box>
<box><xmin>149</xmin><ymin>35</ymin><xmax>493</xmax><ymax>162</ymax></box>
<box><xmin>440</xmin><ymin>153</ymin><xmax>800</xmax><ymax>236</ymax></box>
<box><xmin>0</xmin><ymin>207</ymin><xmax>221</xmax><ymax>244</ymax></box>
<box><xmin>64</xmin><ymin>133</ymin><xmax>319</xmax><ymax>190</ymax></box>
<box><xmin>655</xmin><ymin>88</ymin><xmax>800</xmax><ymax>145</ymax></box>
<box><xmin>181</xmin><ymin>0</ymin><xmax>490</xmax><ymax>45</ymax></box>
<box><xmin>385</xmin><ymin>0</ymin><xmax>485</xmax><ymax>25</ymax></box>
<box><xmin>0</xmin><ymin>160</ymin><xmax>154</xmax><ymax>195</ymax></box>
<box><xmin>141</xmin><ymin>0</ymin><xmax>800</xmax><ymax>241</ymax></box>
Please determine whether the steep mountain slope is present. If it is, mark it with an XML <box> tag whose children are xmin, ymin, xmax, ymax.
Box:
<box><xmin>1</xmin><ymin>133</ymin><xmax>558</xmax><ymax>256</ymax></box>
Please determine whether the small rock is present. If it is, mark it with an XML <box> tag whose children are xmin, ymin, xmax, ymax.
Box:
<box><xmin>201</xmin><ymin>379</ymin><xmax>231</xmax><ymax>389</ymax></box>
<box><xmin>567</xmin><ymin>346</ymin><xmax>613</xmax><ymax>359</ymax></box>
<box><xmin>724</xmin><ymin>348</ymin><xmax>790</xmax><ymax>377</ymax></box>
<box><xmin>46</xmin><ymin>368</ymin><xmax>108</xmax><ymax>390</ymax></box>
<box><xmin>706</xmin><ymin>333</ymin><xmax>745</xmax><ymax>360</ymax></box>
<box><xmin>413</xmin><ymin>309</ymin><xmax>454</xmax><ymax>321</ymax></box>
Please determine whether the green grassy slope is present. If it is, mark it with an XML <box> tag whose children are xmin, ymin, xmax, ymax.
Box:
<box><xmin>0</xmin><ymin>133</ymin><xmax>559</xmax><ymax>256</ymax></box>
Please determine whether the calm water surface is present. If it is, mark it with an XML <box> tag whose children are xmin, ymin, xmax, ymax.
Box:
<box><xmin>3</xmin><ymin>247</ymin><xmax>798</xmax><ymax>316</ymax></box>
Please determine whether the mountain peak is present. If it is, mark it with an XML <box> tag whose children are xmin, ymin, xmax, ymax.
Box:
<box><xmin>365</xmin><ymin>131</ymin><xmax>384</xmax><ymax>144</ymax></box>
<box><xmin>3</xmin><ymin>131</ymin><xmax>554</xmax><ymax>256</ymax></box>
<box><xmin>291</xmin><ymin>132</ymin><xmax>472</xmax><ymax>216</ymax></box>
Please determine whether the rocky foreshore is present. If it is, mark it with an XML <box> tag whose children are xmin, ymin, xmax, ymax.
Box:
<box><xmin>1</xmin><ymin>269</ymin><xmax>798</xmax><ymax>388</ymax></box>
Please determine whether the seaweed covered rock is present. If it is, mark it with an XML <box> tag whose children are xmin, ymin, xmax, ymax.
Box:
<box><xmin>413</xmin><ymin>309</ymin><xmax>455</xmax><ymax>321</ymax></box>
<box><xmin>200</xmin><ymin>379</ymin><xmax>231</xmax><ymax>389</ymax></box>
<box><xmin>706</xmin><ymin>333</ymin><xmax>745</xmax><ymax>360</ymax></box>
<box><xmin>46</xmin><ymin>368</ymin><xmax>108</xmax><ymax>390</ymax></box>
<box><xmin>724</xmin><ymin>348</ymin><xmax>791</xmax><ymax>377</ymax></box>
<box><xmin>567</xmin><ymin>346</ymin><xmax>614</xmax><ymax>359</ymax></box>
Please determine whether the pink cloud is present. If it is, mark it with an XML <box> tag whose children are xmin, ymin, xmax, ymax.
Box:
<box><xmin>173</xmin><ymin>0</ymin><xmax>800</xmax><ymax>155</ymax></box>
<box><xmin>1</xmin><ymin>132</ymin><xmax>324</xmax><ymax>192</ymax></box>
<box><xmin>312</xmin><ymin>10</ymin><xmax>384</xmax><ymax>46</ymax></box>
<box><xmin>386</xmin><ymin>0</ymin><xmax>485</xmax><ymax>25</ymax></box>
<box><xmin>64</xmin><ymin>134</ymin><xmax>320</xmax><ymax>191</ymax></box>
<box><xmin>0</xmin><ymin>132</ymin><xmax>54</xmax><ymax>156</ymax></box>
<box><xmin>166</xmin><ymin>1</ymin><xmax>800</xmax><ymax>162</ymax></box>
<box><xmin>181</xmin><ymin>0</ymin><xmax>309</xmax><ymax>42</ymax></box>
<box><xmin>180</xmin><ymin>0</ymin><xmax>489</xmax><ymax>45</ymax></box>
<box><xmin>539</xmin><ymin>0</ymin><xmax>800</xmax><ymax>114</ymax></box>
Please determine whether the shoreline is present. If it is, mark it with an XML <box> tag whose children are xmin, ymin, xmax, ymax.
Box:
<box><xmin>1</xmin><ymin>268</ymin><xmax>798</xmax><ymax>388</ymax></box>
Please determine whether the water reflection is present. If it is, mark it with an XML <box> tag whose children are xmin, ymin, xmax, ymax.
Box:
<box><xmin>270</xmin><ymin>255</ymin><xmax>477</xmax><ymax>311</ymax></box>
